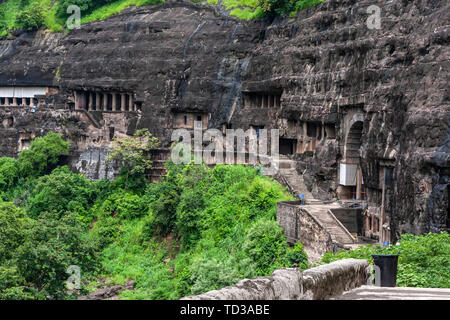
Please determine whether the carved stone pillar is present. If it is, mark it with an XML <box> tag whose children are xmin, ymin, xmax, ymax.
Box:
<box><xmin>129</xmin><ymin>95</ymin><xmax>134</xmax><ymax>111</ymax></box>
<box><xmin>88</xmin><ymin>92</ymin><xmax>93</xmax><ymax>111</ymax></box>
<box><xmin>121</xmin><ymin>94</ymin><xmax>126</xmax><ymax>112</ymax></box>
<box><xmin>96</xmin><ymin>93</ymin><xmax>100</xmax><ymax>111</ymax></box>
<box><xmin>112</xmin><ymin>93</ymin><xmax>117</xmax><ymax>111</ymax></box>
<box><xmin>103</xmin><ymin>93</ymin><xmax>108</xmax><ymax>111</ymax></box>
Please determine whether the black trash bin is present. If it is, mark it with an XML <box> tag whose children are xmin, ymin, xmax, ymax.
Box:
<box><xmin>372</xmin><ymin>254</ymin><xmax>399</xmax><ymax>287</ymax></box>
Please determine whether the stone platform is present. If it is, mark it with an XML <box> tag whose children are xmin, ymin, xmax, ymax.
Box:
<box><xmin>335</xmin><ymin>286</ymin><xmax>450</xmax><ymax>300</ymax></box>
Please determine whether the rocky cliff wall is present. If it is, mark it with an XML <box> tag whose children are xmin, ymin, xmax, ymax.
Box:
<box><xmin>0</xmin><ymin>0</ymin><xmax>448</xmax><ymax>240</ymax></box>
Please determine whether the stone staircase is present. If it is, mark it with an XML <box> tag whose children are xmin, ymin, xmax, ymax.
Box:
<box><xmin>277</xmin><ymin>157</ymin><xmax>320</xmax><ymax>204</ymax></box>
<box><xmin>276</xmin><ymin>156</ymin><xmax>356</xmax><ymax>246</ymax></box>
<box><xmin>302</xmin><ymin>204</ymin><xmax>356</xmax><ymax>245</ymax></box>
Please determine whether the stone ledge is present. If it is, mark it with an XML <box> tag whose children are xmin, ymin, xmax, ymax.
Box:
<box><xmin>181</xmin><ymin>259</ymin><xmax>369</xmax><ymax>300</ymax></box>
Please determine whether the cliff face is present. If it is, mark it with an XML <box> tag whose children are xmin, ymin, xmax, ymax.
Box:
<box><xmin>0</xmin><ymin>0</ymin><xmax>448</xmax><ymax>240</ymax></box>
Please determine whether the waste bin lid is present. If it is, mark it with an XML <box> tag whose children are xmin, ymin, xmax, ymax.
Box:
<box><xmin>372</xmin><ymin>254</ymin><xmax>399</xmax><ymax>258</ymax></box>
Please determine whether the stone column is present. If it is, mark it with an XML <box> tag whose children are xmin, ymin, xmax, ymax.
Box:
<box><xmin>103</xmin><ymin>93</ymin><xmax>108</xmax><ymax>111</ymax></box>
<box><xmin>12</xmin><ymin>98</ymin><xmax>17</xmax><ymax>106</ymax></box>
<box><xmin>129</xmin><ymin>95</ymin><xmax>134</xmax><ymax>111</ymax></box>
<box><xmin>96</xmin><ymin>93</ymin><xmax>100</xmax><ymax>111</ymax></box>
<box><xmin>74</xmin><ymin>91</ymin><xmax>79</xmax><ymax>109</ymax></box>
<box><xmin>88</xmin><ymin>92</ymin><xmax>93</xmax><ymax>111</ymax></box>
<box><xmin>121</xmin><ymin>94</ymin><xmax>126</xmax><ymax>112</ymax></box>
<box><xmin>112</xmin><ymin>93</ymin><xmax>117</xmax><ymax>111</ymax></box>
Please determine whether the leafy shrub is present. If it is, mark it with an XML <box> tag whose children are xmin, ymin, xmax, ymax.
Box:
<box><xmin>320</xmin><ymin>232</ymin><xmax>450</xmax><ymax>288</ymax></box>
<box><xmin>0</xmin><ymin>157</ymin><xmax>19</xmax><ymax>192</ymax></box>
<box><xmin>0</xmin><ymin>202</ymin><xmax>29</xmax><ymax>264</ymax></box>
<box><xmin>189</xmin><ymin>255</ymin><xmax>245</xmax><ymax>295</ymax></box>
<box><xmin>18</xmin><ymin>132</ymin><xmax>70</xmax><ymax>178</ymax></box>
<box><xmin>145</xmin><ymin>181</ymin><xmax>180</xmax><ymax>236</ymax></box>
<box><xmin>0</xmin><ymin>265</ymin><xmax>36</xmax><ymax>300</ymax></box>
<box><xmin>16</xmin><ymin>212</ymin><xmax>98</xmax><ymax>298</ymax></box>
<box><xmin>256</xmin><ymin>0</ymin><xmax>324</xmax><ymax>17</ymax></box>
<box><xmin>26</xmin><ymin>166</ymin><xmax>97</xmax><ymax>220</ymax></box>
<box><xmin>243</xmin><ymin>219</ymin><xmax>288</xmax><ymax>275</ymax></box>
<box><xmin>257</xmin><ymin>0</ymin><xmax>295</xmax><ymax>17</ymax></box>
<box><xmin>14</xmin><ymin>1</ymin><xmax>46</xmax><ymax>30</ymax></box>
<box><xmin>95</xmin><ymin>189</ymin><xmax>148</xmax><ymax>220</ymax></box>
<box><xmin>285</xmin><ymin>242</ymin><xmax>308</xmax><ymax>270</ymax></box>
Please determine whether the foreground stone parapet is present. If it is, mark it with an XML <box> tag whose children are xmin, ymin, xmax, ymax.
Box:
<box><xmin>181</xmin><ymin>268</ymin><xmax>304</xmax><ymax>300</ymax></box>
<box><xmin>302</xmin><ymin>259</ymin><xmax>370</xmax><ymax>300</ymax></box>
<box><xmin>182</xmin><ymin>259</ymin><xmax>369</xmax><ymax>300</ymax></box>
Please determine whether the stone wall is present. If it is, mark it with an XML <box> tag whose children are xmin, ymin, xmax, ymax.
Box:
<box><xmin>331</xmin><ymin>208</ymin><xmax>363</xmax><ymax>235</ymax></box>
<box><xmin>277</xmin><ymin>201</ymin><xmax>333</xmax><ymax>261</ymax></box>
<box><xmin>181</xmin><ymin>259</ymin><xmax>369</xmax><ymax>300</ymax></box>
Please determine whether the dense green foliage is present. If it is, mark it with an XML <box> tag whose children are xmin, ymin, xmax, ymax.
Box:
<box><xmin>0</xmin><ymin>132</ymin><xmax>311</xmax><ymax>300</ymax></box>
<box><xmin>0</xmin><ymin>0</ymin><xmax>326</xmax><ymax>36</ymax></box>
<box><xmin>320</xmin><ymin>232</ymin><xmax>450</xmax><ymax>288</ymax></box>
<box><xmin>0</xmin><ymin>132</ymin><xmax>448</xmax><ymax>300</ymax></box>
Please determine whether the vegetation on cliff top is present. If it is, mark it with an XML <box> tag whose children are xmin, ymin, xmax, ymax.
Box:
<box><xmin>0</xmin><ymin>132</ymin><xmax>311</xmax><ymax>300</ymax></box>
<box><xmin>0</xmin><ymin>0</ymin><xmax>326</xmax><ymax>36</ymax></box>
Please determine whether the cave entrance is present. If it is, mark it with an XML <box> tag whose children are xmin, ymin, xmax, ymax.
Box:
<box><xmin>106</xmin><ymin>94</ymin><xmax>113</xmax><ymax>111</ymax></box>
<box><xmin>280</xmin><ymin>138</ymin><xmax>297</xmax><ymax>156</ymax></box>
<box><xmin>339</xmin><ymin>121</ymin><xmax>366</xmax><ymax>200</ymax></box>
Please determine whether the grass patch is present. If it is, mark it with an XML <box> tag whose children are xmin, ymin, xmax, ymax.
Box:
<box><xmin>0</xmin><ymin>0</ymin><xmax>327</xmax><ymax>34</ymax></box>
<box><xmin>81</xmin><ymin>0</ymin><xmax>164</xmax><ymax>24</ymax></box>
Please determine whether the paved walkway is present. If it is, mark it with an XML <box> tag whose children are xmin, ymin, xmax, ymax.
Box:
<box><xmin>335</xmin><ymin>286</ymin><xmax>450</xmax><ymax>300</ymax></box>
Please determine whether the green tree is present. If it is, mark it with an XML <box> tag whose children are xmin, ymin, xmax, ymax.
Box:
<box><xmin>0</xmin><ymin>202</ymin><xmax>29</xmax><ymax>264</ymax></box>
<box><xmin>14</xmin><ymin>1</ymin><xmax>45</xmax><ymax>31</ymax></box>
<box><xmin>107</xmin><ymin>128</ymin><xmax>160</xmax><ymax>188</ymax></box>
<box><xmin>257</xmin><ymin>0</ymin><xmax>324</xmax><ymax>17</ymax></box>
<box><xmin>285</xmin><ymin>242</ymin><xmax>308</xmax><ymax>270</ymax></box>
<box><xmin>243</xmin><ymin>219</ymin><xmax>288</xmax><ymax>275</ymax></box>
<box><xmin>26</xmin><ymin>166</ymin><xmax>97</xmax><ymax>220</ymax></box>
<box><xmin>16</xmin><ymin>212</ymin><xmax>98</xmax><ymax>298</ymax></box>
<box><xmin>18</xmin><ymin>132</ymin><xmax>70</xmax><ymax>178</ymax></box>
<box><xmin>0</xmin><ymin>157</ymin><xmax>19</xmax><ymax>192</ymax></box>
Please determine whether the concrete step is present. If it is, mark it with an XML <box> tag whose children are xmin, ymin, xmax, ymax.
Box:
<box><xmin>336</xmin><ymin>286</ymin><xmax>450</xmax><ymax>300</ymax></box>
<box><xmin>303</xmin><ymin>205</ymin><xmax>355</xmax><ymax>245</ymax></box>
